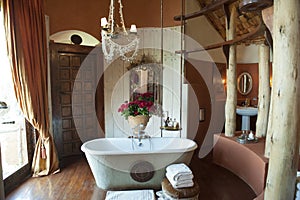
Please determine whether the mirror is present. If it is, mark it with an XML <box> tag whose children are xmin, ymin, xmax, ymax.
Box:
<box><xmin>128</xmin><ymin>54</ymin><xmax>162</xmax><ymax>104</ymax></box>
<box><xmin>237</xmin><ymin>72</ymin><xmax>252</xmax><ymax>95</ymax></box>
<box><xmin>129</xmin><ymin>63</ymin><xmax>161</xmax><ymax>102</ymax></box>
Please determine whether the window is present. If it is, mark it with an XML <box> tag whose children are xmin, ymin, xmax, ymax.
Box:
<box><xmin>0</xmin><ymin>7</ymin><xmax>28</xmax><ymax>183</ymax></box>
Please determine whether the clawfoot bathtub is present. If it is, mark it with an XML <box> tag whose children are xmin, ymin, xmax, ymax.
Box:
<box><xmin>81</xmin><ymin>137</ymin><xmax>197</xmax><ymax>190</ymax></box>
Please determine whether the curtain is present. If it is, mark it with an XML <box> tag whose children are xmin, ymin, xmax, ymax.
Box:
<box><xmin>2</xmin><ymin>0</ymin><xmax>60</xmax><ymax>177</ymax></box>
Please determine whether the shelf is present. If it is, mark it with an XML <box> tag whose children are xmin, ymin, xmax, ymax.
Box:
<box><xmin>160</xmin><ymin>126</ymin><xmax>182</xmax><ymax>131</ymax></box>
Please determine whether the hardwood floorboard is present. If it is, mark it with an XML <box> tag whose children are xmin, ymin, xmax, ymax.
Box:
<box><xmin>6</xmin><ymin>154</ymin><xmax>256</xmax><ymax>200</ymax></box>
<box><xmin>6</xmin><ymin>157</ymin><xmax>106</xmax><ymax>200</ymax></box>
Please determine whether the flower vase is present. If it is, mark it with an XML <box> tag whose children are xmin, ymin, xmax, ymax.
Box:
<box><xmin>127</xmin><ymin>115</ymin><xmax>150</xmax><ymax>136</ymax></box>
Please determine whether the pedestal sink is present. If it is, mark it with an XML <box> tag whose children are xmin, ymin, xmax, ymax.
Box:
<box><xmin>236</xmin><ymin>106</ymin><xmax>258</xmax><ymax>131</ymax></box>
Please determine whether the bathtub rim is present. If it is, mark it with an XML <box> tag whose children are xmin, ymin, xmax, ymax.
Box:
<box><xmin>81</xmin><ymin>137</ymin><xmax>198</xmax><ymax>156</ymax></box>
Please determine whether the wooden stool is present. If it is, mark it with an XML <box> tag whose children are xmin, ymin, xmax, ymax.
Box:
<box><xmin>161</xmin><ymin>178</ymin><xmax>200</xmax><ymax>199</ymax></box>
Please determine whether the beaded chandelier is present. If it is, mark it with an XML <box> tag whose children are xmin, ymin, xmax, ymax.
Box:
<box><xmin>100</xmin><ymin>0</ymin><xmax>139</xmax><ymax>61</ymax></box>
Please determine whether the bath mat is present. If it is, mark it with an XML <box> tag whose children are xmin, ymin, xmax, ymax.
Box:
<box><xmin>105</xmin><ymin>189</ymin><xmax>155</xmax><ymax>200</ymax></box>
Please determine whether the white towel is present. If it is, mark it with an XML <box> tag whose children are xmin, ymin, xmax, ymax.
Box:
<box><xmin>166</xmin><ymin>163</ymin><xmax>193</xmax><ymax>181</ymax></box>
<box><xmin>166</xmin><ymin>171</ymin><xmax>193</xmax><ymax>185</ymax></box>
<box><xmin>166</xmin><ymin>171</ymin><xmax>194</xmax><ymax>182</ymax></box>
<box><xmin>296</xmin><ymin>193</ymin><xmax>300</xmax><ymax>200</ymax></box>
<box><xmin>169</xmin><ymin>179</ymin><xmax>194</xmax><ymax>189</ymax></box>
<box><xmin>166</xmin><ymin>174</ymin><xmax>194</xmax><ymax>189</ymax></box>
<box><xmin>296</xmin><ymin>190</ymin><xmax>300</xmax><ymax>198</ymax></box>
<box><xmin>297</xmin><ymin>182</ymin><xmax>300</xmax><ymax>191</ymax></box>
<box><xmin>105</xmin><ymin>190</ymin><xmax>155</xmax><ymax>200</ymax></box>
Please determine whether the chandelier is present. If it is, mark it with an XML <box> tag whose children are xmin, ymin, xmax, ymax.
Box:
<box><xmin>101</xmin><ymin>0</ymin><xmax>140</xmax><ymax>62</ymax></box>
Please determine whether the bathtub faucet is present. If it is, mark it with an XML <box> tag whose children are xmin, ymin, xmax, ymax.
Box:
<box><xmin>130</xmin><ymin>123</ymin><xmax>150</xmax><ymax>146</ymax></box>
<box><xmin>137</xmin><ymin>124</ymin><xmax>144</xmax><ymax>146</ymax></box>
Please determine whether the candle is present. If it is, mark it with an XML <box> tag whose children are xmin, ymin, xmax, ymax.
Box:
<box><xmin>130</xmin><ymin>24</ymin><xmax>137</xmax><ymax>33</ymax></box>
<box><xmin>101</xmin><ymin>17</ymin><xmax>108</xmax><ymax>27</ymax></box>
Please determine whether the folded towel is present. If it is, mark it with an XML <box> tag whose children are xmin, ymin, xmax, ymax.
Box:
<box><xmin>156</xmin><ymin>190</ymin><xmax>176</xmax><ymax>200</ymax></box>
<box><xmin>166</xmin><ymin>171</ymin><xmax>194</xmax><ymax>182</ymax></box>
<box><xmin>169</xmin><ymin>180</ymin><xmax>194</xmax><ymax>189</ymax></box>
<box><xmin>295</xmin><ymin>190</ymin><xmax>300</xmax><ymax>198</ymax></box>
<box><xmin>166</xmin><ymin>163</ymin><xmax>193</xmax><ymax>181</ymax></box>
<box><xmin>166</xmin><ymin>171</ymin><xmax>193</xmax><ymax>186</ymax></box>
<box><xmin>105</xmin><ymin>190</ymin><xmax>155</xmax><ymax>200</ymax></box>
<box><xmin>297</xmin><ymin>182</ymin><xmax>300</xmax><ymax>191</ymax></box>
<box><xmin>166</xmin><ymin>174</ymin><xmax>194</xmax><ymax>189</ymax></box>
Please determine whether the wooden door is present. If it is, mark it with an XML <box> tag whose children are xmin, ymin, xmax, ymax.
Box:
<box><xmin>50</xmin><ymin>42</ymin><xmax>104</xmax><ymax>161</ymax></box>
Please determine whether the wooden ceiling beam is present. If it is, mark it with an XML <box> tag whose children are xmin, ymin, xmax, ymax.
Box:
<box><xmin>174</xmin><ymin>0</ymin><xmax>238</xmax><ymax>21</ymax></box>
<box><xmin>175</xmin><ymin>21</ymin><xmax>265</xmax><ymax>55</ymax></box>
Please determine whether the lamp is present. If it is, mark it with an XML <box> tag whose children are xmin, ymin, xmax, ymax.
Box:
<box><xmin>101</xmin><ymin>0</ymin><xmax>139</xmax><ymax>61</ymax></box>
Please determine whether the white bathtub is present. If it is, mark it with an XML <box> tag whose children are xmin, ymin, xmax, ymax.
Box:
<box><xmin>81</xmin><ymin>137</ymin><xmax>198</xmax><ymax>190</ymax></box>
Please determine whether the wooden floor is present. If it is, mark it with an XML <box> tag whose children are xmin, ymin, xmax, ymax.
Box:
<box><xmin>6</xmin><ymin>154</ymin><xmax>256</xmax><ymax>200</ymax></box>
<box><xmin>6</xmin><ymin>157</ymin><xmax>106</xmax><ymax>200</ymax></box>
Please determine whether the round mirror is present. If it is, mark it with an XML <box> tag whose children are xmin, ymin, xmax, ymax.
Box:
<box><xmin>237</xmin><ymin>72</ymin><xmax>252</xmax><ymax>95</ymax></box>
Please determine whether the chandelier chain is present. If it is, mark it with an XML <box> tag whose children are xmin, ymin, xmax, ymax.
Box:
<box><xmin>108</xmin><ymin>0</ymin><xmax>115</xmax><ymax>33</ymax></box>
<box><xmin>118</xmin><ymin>0</ymin><xmax>127</xmax><ymax>34</ymax></box>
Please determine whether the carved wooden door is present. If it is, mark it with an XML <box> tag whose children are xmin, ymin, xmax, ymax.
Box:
<box><xmin>50</xmin><ymin>42</ymin><xmax>104</xmax><ymax>161</ymax></box>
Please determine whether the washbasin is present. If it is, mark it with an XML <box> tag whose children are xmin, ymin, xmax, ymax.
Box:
<box><xmin>236</xmin><ymin>106</ymin><xmax>258</xmax><ymax>116</ymax></box>
<box><xmin>236</xmin><ymin>106</ymin><xmax>258</xmax><ymax>131</ymax></box>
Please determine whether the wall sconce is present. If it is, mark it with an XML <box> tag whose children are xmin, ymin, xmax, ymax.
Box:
<box><xmin>222</xmin><ymin>79</ymin><xmax>226</xmax><ymax>85</ymax></box>
<box><xmin>199</xmin><ymin>108</ymin><xmax>205</xmax><ymax>122</ymax></box>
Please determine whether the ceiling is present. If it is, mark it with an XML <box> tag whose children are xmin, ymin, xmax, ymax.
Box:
<box><xmin>196</xmin><ymin>0</ymin><xmax>266</xmax><ymax>45</ymax></box>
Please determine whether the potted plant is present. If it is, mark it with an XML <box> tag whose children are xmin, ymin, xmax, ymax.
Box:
<box><xmin>118</xmin><ymin>92</ymin><xmax>154</xmax><ymax>133</ymax></box>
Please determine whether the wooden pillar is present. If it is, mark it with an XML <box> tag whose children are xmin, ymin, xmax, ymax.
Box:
<box><xmin>255</xmin><ymin>44</ymin><xmax>270</xmax><ymax>138</ymax></box>
<box><xmin>224</xmin><ymin>6</ymin><xmax>237</xmax><ymax>137</ymax></box>
<box><xmin>264</xmin><ymin>98</ymin><xmax>273</xmax><ymax>158</ymax></box>
<box><xmin>264</xmin><ymin>0</ymin><xmax>300</xmax><ymax>199</ymax></box>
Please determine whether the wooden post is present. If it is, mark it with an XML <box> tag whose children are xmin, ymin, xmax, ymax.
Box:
<box><xmin>264</xmin><ymin>0</ymin><xmax>300</xmax><ymax>199</ymax></box>
<box><xmin>262</xmin><ymin>6</ymin><xmax>274</xmax><ymax>36</ymax></box>
<box><xmin>255</xmin><ymin>44</ymin><xmax>270</xmax><ymax>138</ymax></box>
<box><xmin>224</xmin><ymin>6</ymin><xmax>237</xmax><ymax>137</ymax></box>
<box><xmin>264</xmin><ymin>98</ymin><xmax>273</xmax><ymax>158</ymax></box>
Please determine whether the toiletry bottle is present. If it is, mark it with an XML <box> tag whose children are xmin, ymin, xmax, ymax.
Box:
<box><xmin>249</xmin><ymin>131</ymin><xmax>254</xmax><ymax>140</ymax></box>
<box><xmin>168</xmin><ymin>118</ymin><xmax>173</xmax><ymax>127</ymax></box>
<box><xmin>173</xmin><ymin>118</ymin><xmax>177</xmax><ymax>128</ymax></box>
<box><xmin>164</xmin><ymin>117</ymin><xmax>169</xmax><ymax>127</ymax></box>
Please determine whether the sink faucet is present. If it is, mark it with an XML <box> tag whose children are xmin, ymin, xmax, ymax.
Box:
<box><xmin>245</xmin><ymin>98</ymin><xmax>250</xmax><ymax>107</ymax></box>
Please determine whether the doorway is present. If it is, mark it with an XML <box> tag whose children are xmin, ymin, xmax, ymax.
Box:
<box><xmin>0</xmin><ymin>8</ymin><xmax>31</xmax><ymax>194</ymax></box>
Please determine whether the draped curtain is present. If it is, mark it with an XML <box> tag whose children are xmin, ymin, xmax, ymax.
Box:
<box><xmin>2</xmin><ymin>0</ymin><xmax>60</xmax><ymax>176</ymax></box>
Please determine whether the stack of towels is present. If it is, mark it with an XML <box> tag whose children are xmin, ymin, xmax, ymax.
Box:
<box><xmin>165</xmin><ymin>163</ymin><xmax>194</xmax><ymax>189</ymax></box>
<box><xmin>157</xmin><ymin>163</ymin><xmax>197</xmax><ymax>200</ymax></box>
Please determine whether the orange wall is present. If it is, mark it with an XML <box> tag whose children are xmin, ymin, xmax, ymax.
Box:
<box><xmin>236</xmin><ymin>63</ymin><xmax>259</xmax><ymax>102</ymax></box>
<box><xmin>185</xmin><ymin>60</ymin><xmax>212</xmax><ymax>149</ymax></box>
<box><xmin>217</xmin><ymin>63</ymin><xmax>260</xmax><ymax>105</ymax></box>
<box><xmin>45</xmin><ymin>0</ymin><xmax>181</xmax><ymax>40</ymax></box>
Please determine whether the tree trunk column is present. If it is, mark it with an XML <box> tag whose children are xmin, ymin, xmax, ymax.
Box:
<box><xmin>264</xmin><ymin>0</ymin><xmax>300</xmax><ymax>199</ymax></box>
<box><xmin>225</xmin><ymin>7</ymin><xmax>237</xmax><ymax>137</ymax></box>
<box><xmin>256</xmin><ymin>44</ymin><xmax>270</xmax><ymax>138</ymax></box>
